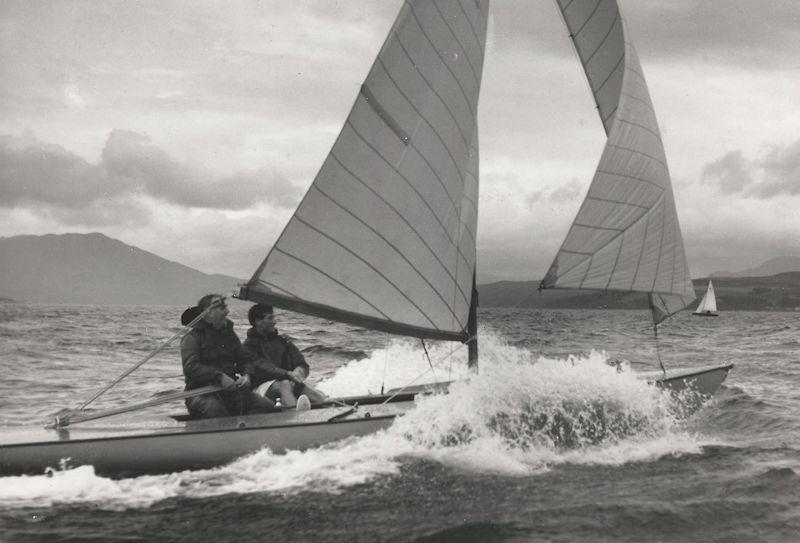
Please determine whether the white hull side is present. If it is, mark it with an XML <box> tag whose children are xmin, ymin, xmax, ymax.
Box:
<box><xmin>0</xmin><ymin>401</ymin><xmax>413</xmax><ymax>477</ymax></box>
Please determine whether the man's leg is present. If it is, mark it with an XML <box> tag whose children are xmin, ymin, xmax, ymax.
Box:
<box><xmin>241</xmin><ymin>390</ymin><xmax>279</xmax><ymax>414</ymax></box>
<box><xmin>267</xmin><ymin>380</ymin><xmax>298</xmax><ymax>407</ymax></box>
<box><xmin>186</xmin><ymin>394</ymin><xmax>230</xmax><ymax>419</ymax></box>
<box><xmin>299</xmin><ymin>384</ymin><xmax>327</xmax><ymax>405</ymax></box>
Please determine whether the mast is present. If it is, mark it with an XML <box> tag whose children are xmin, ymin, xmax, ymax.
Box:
<box><xmin>467</xmin><ymin>272</ymin><xmax>478</xmax><ymax>371</ymax></box>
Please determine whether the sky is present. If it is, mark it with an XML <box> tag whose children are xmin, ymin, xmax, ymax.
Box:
<box><xmin>1</xmin><ymin>0</ymin><xmax>799</xmax><ymax>283</ymax></box>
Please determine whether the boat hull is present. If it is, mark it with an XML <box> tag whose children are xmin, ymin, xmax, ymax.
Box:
<box><xmin>0</xmin><ymin>400</ymin><xmax>413</xmax><ymax>478</ymax></box>
<box><xmin>0</xmin><ymin>366</ymin><xmax>732</xmax><ymax>478</ymax></box>
<box><xmin>692</xmin><ymin>312</ymin><xmax>719</xmax><ymax>317</ymax></box>
<box><xmin>648</xmin><ymin>363</ymin><xmax>733</xmax><ymax>396</ymax></box>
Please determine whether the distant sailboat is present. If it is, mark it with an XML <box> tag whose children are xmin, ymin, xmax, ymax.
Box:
<box><xmin>693</xmin><ymin>280</ymin><xmax>719</xmax><ymax>317</ymax></box>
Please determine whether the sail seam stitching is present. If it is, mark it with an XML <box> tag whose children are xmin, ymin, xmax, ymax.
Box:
<box><xmin>456</xmin><ymin>0</ymin><xmax>486</xmax><ymax>70</ymax></box>
<box><xmin>307</xmin><ymin>183</ymin><xmax>467</xmax><ymax>322</ymax></box>
<box><xmin>375</xmin><ymin>57</ymin><xmax>469</xmax><ymax>198</ymax></box>
<box><xmin>328</xmin><ymin>151</ymin><xmax>471</xmax><ymax>307</ymax></box>
<box><xmin>290</xmin><ymin>213</ymin><xmax>450</xmax><ymax>329</ymax></box>
<box><xmin>593</xmin><ymin>55</ymin><xmax>624</xmax><ymax>103</ymax></box>
<box><xmin>596</xmin><ymin>168</ymin><xmax>665</xmax><ymax>191</ymax></box>
<box><xmin>606</xmin><ymin>233</ymin><xmax>625</xmax><ymax>289</ymax></box>
<box><xmin>431</xmin><ymin>1</ymin><xmax>480</xmax><ymax>87</ymax></box>
<box><xmin>572</xmin><ymin>223</ymin><xmax>625</xmax><ymax>232</ymax></box>
<box><xmin>255</xmin><ymin>279</ymin><xmax>297</xmax><ymax>299</ymax></box>
<box><xmin>271</xmin><ymin>246</ymin><xmax>393</xmax><ymax>322</ymax></box>
<box><xmin>630</xmin><ymin>198</ymin><xmax>653</xmax><ymax>290</ymax></box>
<box><xmin>651</xmin><ymin>198</ymin><xmax>667</xmax><ymax>291</ymax></box>
<box><xmin>555</xmin><ymin>191</ymin><xmax>668</xmax><ymax>286</ymax></box>
<box><xmin>614</xmin><ymin>116</ymin><xmax>663</xmax><ymax>142</ymax></box>
<box><xmin>586</xmin><ymin>195</ymin><xmax>650</xmax><ymax>209</ymax></box>
<box><xmin>583</xmin><ymin>12</ymin><xmax>621</xmax><ymax>67</ymax></box>
<box><xmin>343</xmin><ymin>119</ymin><xmax>475</xmax><ymax>270</ymax></box>
<box><xmin>573</xmin><ymin>0</ymin><xmax>604</xmax><ymax>39</ymax></box>
<box><xmin>403</xmin><ymin>3</ymin><xmax>478</xmax><ymax>119</ymax></box>
<box><xmin>606</xmin><ymin>143</ymin><xmax>668</xmax><ymax>169</ymax></box>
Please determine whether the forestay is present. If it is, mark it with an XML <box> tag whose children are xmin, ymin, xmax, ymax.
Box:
<box><xmin>541</xmin><ymin>0</ymin><xmax>695</xmax><ymax>324</ymax></box>
<box><xmin>240</xmin><ymin>1</ymin><xmax>489</xmax><ymax>341</ymax></box>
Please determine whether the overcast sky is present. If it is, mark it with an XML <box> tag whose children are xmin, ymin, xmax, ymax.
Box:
<box><xmin>1</xmin><ymin>1</ymin><xmax>798</xmax><ymax>282</ymax></box>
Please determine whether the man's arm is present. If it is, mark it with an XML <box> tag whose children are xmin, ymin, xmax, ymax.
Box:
<box><xmin>181</xmin><ymin>334</ymin><xmax>226</xmax><ymax>387</ymax></box>
<box><xmin>285</xmin><ymin>338</ymin><xmax>311</xmax><ymax>376</ymax></box>
<box><xmin>240</xmin><ymin>339</ymin><xmax>293</xmax><ymax>383</ymax></box>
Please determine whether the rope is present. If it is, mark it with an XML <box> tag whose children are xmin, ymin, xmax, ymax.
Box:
<box><xmin>47</xmin><ymin>385</ymin><xmax>224</xmax><ymax>428</ymax></box>
<box><xmin>420</xmin><ymin>339</ymin><xmax>437</xmax><ymax>381</ymax></box>
<box><xmin>61</xmin><ymin>298</ymin><xmax>223</xmax><ymax>422</ymax></box>
<box><xmin>653</xmin><ymin>324</ymin><xmax>667</xmax><ymax>376</ymax></box>
<box><xmin>379</xmin><ymin>337</ymin><xmax>471</xmax><ymax>406</ymax></box>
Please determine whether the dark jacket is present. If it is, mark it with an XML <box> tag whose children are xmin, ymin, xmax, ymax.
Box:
<box><xmin>243</xmin><ymin>327</ymin><xmax>309</xmax><ymax>386</ymax></box>
<box><xmin>180</xmin><ymin>319</ymin><xmax>259</xmax><ymax>391</ymax></box>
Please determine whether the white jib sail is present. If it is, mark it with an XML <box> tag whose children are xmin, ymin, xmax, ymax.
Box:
<box><xmin>541</xmin><ymin>0</ymin><xmax>696</xmax><ymax>324</ymax></box>
<box><xmin>241</xmin><ymin>0</ymin><xmax>490</xmax><ymax>341</ymax></box>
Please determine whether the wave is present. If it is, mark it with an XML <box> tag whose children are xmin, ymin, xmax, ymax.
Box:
<box><xmin>0</xmin><ymin>332</ymin><xmax>719</xmax><ymax>510</ymax></box>
<box><xmin>300</xmin><ymin>344</ymin><xmax>368</xmax><ymax>361</ymax></box>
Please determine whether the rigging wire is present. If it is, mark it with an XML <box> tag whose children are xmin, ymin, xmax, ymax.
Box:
<box><xmin>420</xmin><ymin>338</ymin><xmax>437</xmax><ymax>382</ymax></box>
<box><xmin>59</xmin><ymin>298</ymin><xmax>223</xmax><ymax>424</ymax></box>
<box><xmin>379</xmin><ymin>337</ymin><xmax>473</xmax><ymax>406</ymax></box>
<box><xmin>380</xmin><ymin>331</ymin><xmax>389</xmax><ymax>395</ymax></box>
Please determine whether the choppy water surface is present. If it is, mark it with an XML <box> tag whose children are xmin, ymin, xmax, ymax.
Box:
<box><xmin>0</xmin><ymin>301</ymin><xmax>798</xmax><ymax>542</ymax></box>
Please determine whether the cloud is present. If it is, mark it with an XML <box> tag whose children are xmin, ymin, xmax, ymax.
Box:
<box><xmin>754</xmin><ymin>139</ymin><xmax>800</xmax><ymax>197</ymax></box>
<box><xmin>701</xmin><ymin>139</ymin><xmax>800</xmax><ymax>197</ymax></box>
<box><xmin>701</xmin><ymin>150</ymin><xmax>754</xmax><ymax>194</ymax></box>
<box><xmin>548</xmin><ymin>179</ymin><xmax>583</xmax><ymax>203</ymax></box>
<box><xmin>622</xmin><ymin>0</ymin><xmax>800</xmax><ymax>69</ymax></box>
<box><xmin>0</xmin><ymin>133</ymin><xmax>110</xmax><ymax>208</ymax></box>
<box><xmin>0</xmin><ymin>130</ymin><xmax>303</xmax><ymax>217</ymax></box>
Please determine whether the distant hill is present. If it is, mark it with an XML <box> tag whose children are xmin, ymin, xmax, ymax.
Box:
<box><xmin>0</xmin><ymin>233</ymin><xmax>241</xmax><ymax>305</ymax></box>
<box><xmin>478</xmin><ymin>273</ymin><xmax>800</xmax><ymax>311</ymax></box>
<box><xmin>711</xmin><ymin>256</ymin><xmax>800</xmax><ymax>278</ymax></box>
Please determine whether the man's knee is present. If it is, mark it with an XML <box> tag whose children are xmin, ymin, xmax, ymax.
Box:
<box><xmin>187</xmin><ymin>395</ymin><xmax>229</xmax><ymax>419</ymax></box>
<box><xmin>245</xmin><ymin>392</ymin><xmax>278</xmax><ymax>414</ymax></box>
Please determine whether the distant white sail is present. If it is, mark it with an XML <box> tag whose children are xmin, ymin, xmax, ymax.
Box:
<box><xmin>240</xmin><ymin>0</ymin><xmax>489</xmax><ymax>341</ymax></box>
<box><xmin>693</xmin><ymin>280</ymin><xmax>718</xmax><ymax>314</ymax></box>
<box><xmin>541</xmin><ymin>0</ymin><xmax>695</xmax><ymax>324</ymax></box>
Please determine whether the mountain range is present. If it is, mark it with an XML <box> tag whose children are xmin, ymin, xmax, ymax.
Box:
<box><xmin>1</xmin><ymin>233</ymin><xmax>799</xmax><ymax>310</ymax></box>
<box><xmin>0</xmin><ymin>233</ymin><xmax>240</xmax><ymax>305</ymax></box>
<box><xmin>711</xmin><ymin>256</ymin><xmax>800</xmax><ymax>278</ymax></box>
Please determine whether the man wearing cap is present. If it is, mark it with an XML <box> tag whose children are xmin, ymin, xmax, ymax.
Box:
<box><xmin>180</xmin><ymin>294</ymin><xmax>279</xmax><ymax>418</ymax></box>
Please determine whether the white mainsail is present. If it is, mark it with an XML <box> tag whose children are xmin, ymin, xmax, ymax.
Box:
<box><xmin>694</xmin><ymin>280</ymin><xmax>718</xmax><ymax>314</ymax></box>
<box><xmin>540</xmin><ymin>0</ymin><xmax>695</xmax><ymax>325</ymax></box>
<box><xmin>240</xmin><ymin>1</ymin><xmax>489</xmax><ymax>342</ymax></box>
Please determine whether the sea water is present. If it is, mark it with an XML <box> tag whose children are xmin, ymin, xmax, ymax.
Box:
<box><xmin>0</xmin><ymin>302</ymin><xmax>798</xmax><ymax>542</ymax></box>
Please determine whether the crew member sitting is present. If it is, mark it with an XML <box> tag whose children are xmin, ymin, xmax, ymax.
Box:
<box><xmin>180</xmin><ymin>294</ymin><xmax>278</xmax><ymax>418</ymax></box>
<box><xmin>244</xmin><ymin>304</ymin><xmax>327</xmax><ymax>409</ymax></box>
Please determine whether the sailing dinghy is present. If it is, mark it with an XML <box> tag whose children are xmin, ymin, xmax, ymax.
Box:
<box><xmin>0</xmin><ymin>0</ymin><xmax>731</xmax><ymax>478</ymax></box>
<box><xmin>693</xmin><ymin>281</ymin><xmax>719</xmax><ymax>316</ymax></box>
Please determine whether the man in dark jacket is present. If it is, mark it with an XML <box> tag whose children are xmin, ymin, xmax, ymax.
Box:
<box><xmin>181</xmin><ymin>294</ymin><xmax>279</xmax><ymax>418</ymax></box>
<box><xmin>244</xmin><ymin>304</ymin><xmax>326</xmax><ymax>408</ymax></box>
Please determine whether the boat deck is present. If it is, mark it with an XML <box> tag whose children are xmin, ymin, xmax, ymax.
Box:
<box><xmin>0</xmin><ymin>396</ymin><xmax>418</xmax><ymax>476</ymax></box>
